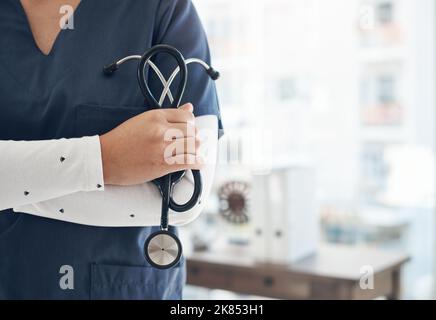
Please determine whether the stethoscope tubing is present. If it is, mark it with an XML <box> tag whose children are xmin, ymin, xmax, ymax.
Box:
<box><xmin>137</xmin><ymin>44</ymin><xmax>187</xmax><ymax>110</ymax></box>
<box><xmin>136</xmin><ymin>45</ymin><xmax>203</xmax><ymax>218</ymax></box>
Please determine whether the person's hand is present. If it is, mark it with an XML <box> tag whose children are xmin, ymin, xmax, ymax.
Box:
<box><xmin>99</xmin><ymin>103</ymin><xmax>203</xmax><ymax>186</ymax></box>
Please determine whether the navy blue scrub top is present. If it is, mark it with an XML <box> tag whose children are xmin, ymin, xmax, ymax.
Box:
<box><xmin>0</xmin><ymin>0</ymin><xmax>222</xmax><ymax>299</ymax></box>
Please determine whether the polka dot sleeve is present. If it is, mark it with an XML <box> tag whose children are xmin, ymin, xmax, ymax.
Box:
<box><xmin>0</xmin><ymin>136</ymin><xmax>104</xmax><ymax>211</ymax></box>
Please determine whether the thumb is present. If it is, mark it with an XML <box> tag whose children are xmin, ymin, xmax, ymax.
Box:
<box><xmin>179</xmin><ymin>103</ymin><xmax>194</xmax><ymax>113</ymax></box>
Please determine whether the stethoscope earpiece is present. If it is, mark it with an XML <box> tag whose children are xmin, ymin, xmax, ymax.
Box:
<box><xmin>105</xmin><ymin>44</ymin><xmax>219</xmax><ymax>269</ymax></box>
<box><xmin>207</xmin><ymin>67</ymin><xmax>220</xmax><ymax>81</ymax></box>
<box><xmin>102</xmin><ymin>62</ymin><xmax>119</xmax><ymax>76</ymax></box>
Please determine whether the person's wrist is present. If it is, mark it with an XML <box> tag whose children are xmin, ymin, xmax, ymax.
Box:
<box><xmin>99</xmin><ymin>133</ymin><xmax>115</xmax><ymax>185</ymax></box>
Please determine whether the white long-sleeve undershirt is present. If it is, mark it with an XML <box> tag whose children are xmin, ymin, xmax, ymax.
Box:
<box><xmin>0</xmin><ymin>115</ymin><xmax>218</xmax><ymax>227</ymax></box>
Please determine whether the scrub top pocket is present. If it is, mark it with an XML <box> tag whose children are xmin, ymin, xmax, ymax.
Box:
<box><xmin>90</xmin><ymin>263</ymin><xmax>184</xmax><ymax>300</ymax></box>
<box><xmin>74</xmin><ymin>104</ymin><xmax>145</xmax><ymax>137</ymax></box>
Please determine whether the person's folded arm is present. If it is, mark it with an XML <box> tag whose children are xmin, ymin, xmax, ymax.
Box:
<box><xmin>13</xmin><ymin>115</ymin><xmax>218</xmax><ymax>227</ymax></box>
<box><xmin>0</xmin><ymin>136</ymin><xmax>104</xmax><ymax>211</ymax></box>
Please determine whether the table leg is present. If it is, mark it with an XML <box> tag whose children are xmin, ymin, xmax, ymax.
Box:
<box><xmin>387</xmin><ymin>269</ymin><xmax>402</xmax><ymax>300</ymax></box>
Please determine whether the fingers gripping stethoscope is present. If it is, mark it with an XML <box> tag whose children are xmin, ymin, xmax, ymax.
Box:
<box><xmin>103</xmin><ymin>45</ymin><xmax>220</xmax><ymax>269</ymax></box>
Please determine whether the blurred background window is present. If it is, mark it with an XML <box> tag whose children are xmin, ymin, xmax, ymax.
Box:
<box><xmin>187</xmin><ymin>0</ymin><xmax>435</xmax><ymax>299</ymax></box>
<box><xmin>377</xmin><ymin>2</ymin><xmax>394</xmax><ymax>25</ymax></box>
<box><xmin>377</xmin><ymin>76</ymin><xmax>395</xmax><ymax>104</ymax></box>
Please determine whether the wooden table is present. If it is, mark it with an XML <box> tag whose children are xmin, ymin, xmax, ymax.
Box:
<box><xmin>186</xmin><ymin>244</ymin><xmax>410</xmax><ymax>300</ymax></box>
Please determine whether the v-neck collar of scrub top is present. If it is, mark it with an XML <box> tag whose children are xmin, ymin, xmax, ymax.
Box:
<box><xmin>16</xmin><ymin>0</ymin><xmax>86</xmax><ymax>57</ymax></box>
<box><xmin>0</xmin><ymin>0</ymin><xmax>92</xmax><ymax>98</ymax></box>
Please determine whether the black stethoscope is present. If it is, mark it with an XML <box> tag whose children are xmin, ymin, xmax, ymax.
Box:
<box><xmin>103</xmin><ymin>45</ymin><xmax>219</xmax><ymax>269</ymax></box>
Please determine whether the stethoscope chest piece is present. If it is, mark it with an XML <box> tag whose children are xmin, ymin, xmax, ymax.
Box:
<box><xmin>144</xmin><ymin>230</ymin><xmax>182</xmax><ymax>269</ymax></box>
